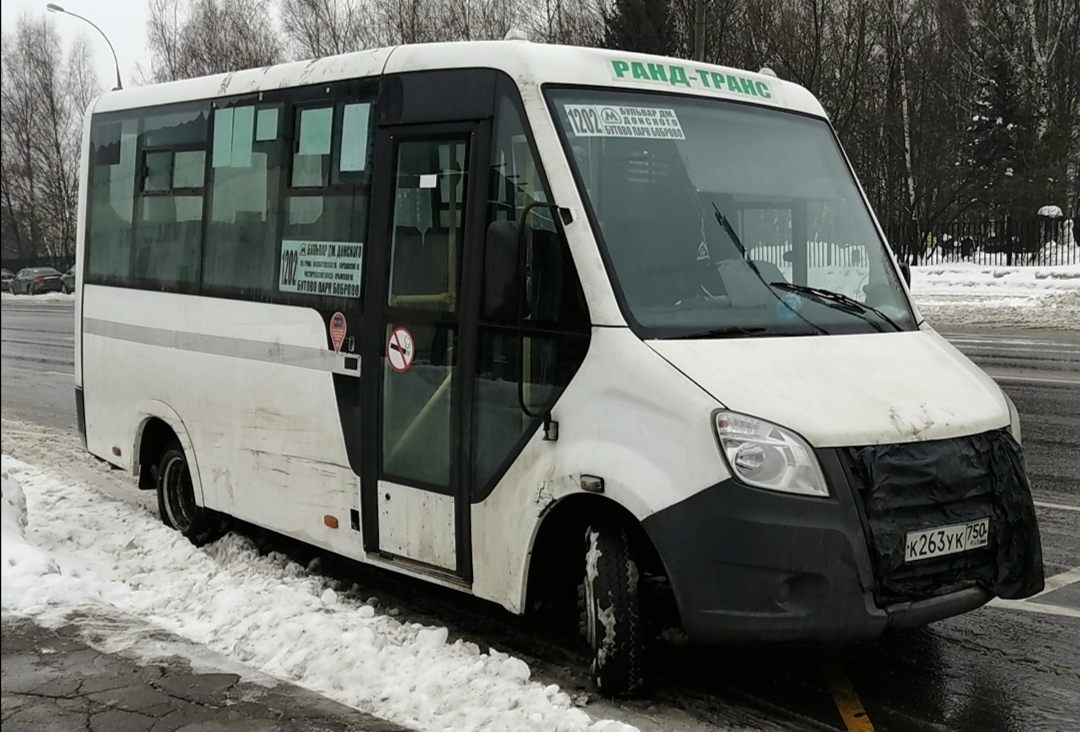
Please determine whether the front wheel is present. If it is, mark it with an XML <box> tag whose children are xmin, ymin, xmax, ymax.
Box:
<box><xmin>156</xmin><ymin>441</ymin><xmax>225</xmax><ymax>546</ymax></box>
<box><xmin>582</xmin><ymin>520</ymin><xmax>645</xmax><ymax>696</ymax></box>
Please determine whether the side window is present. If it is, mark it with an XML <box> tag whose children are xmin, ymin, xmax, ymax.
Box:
<box><xmin>203</xmin><ymin>103</ymin><xmax>283</xmax><ymax>296</ymax></box>
<box><xmin>472</xmin><ymin>94</ymin><xmax>590</xmax><ymax>495</ymax></box>
<box><xmin>133</xmin><ymin>106</ymin><xmax>210</xmax><ymax>291</ymax></box>
<box><xmin>87</xmin><ymin>116</ymin><xmax>138</xmax><ymax>283</ymax></box>
<box><xmin>279</xmin><ymin>100</ymin><xmax>372</xmax><ymax>301</ymax></box>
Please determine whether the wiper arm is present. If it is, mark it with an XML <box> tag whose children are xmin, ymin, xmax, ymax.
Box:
<box><xmin>712</xmin><ymin>203</ymin><xmax>746</xmax><ymax>257</ymax></box>
<box><xmin>707</xmin><ymin>201</ymin><xmax>828</xmax><ymax>335</ymax></box>
<box><xmin>770</xmin><ymin>282</ymin><xmax>903</xmax><ymax>332</ymax></box>
<box><xmin>666</xmin><ymin>326</ymin><xmax>770</xmax><ymax>340</ymax></box>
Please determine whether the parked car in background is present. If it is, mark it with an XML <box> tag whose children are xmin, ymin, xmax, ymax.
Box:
<box><xmin>61</xmin><ymin>265</ymin><xmax>76</xmax><ymax>294</ymax></box>
<box><xmin>9</xmin><ymin>266</ymin><xmax>63</xmax><ymax>295</ymax></box>
<box><xmin>1</xmin><ymin>268</ymin><xmax>13</xmax><ymax>292</ymax></box>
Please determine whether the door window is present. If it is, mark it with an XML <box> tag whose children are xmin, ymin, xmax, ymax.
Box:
<box><xmin>381</xmin><ymin>322</ymin><xmax>456</xmax><ymax>488</ymax></box>
<box><xmin>379</xmin><ymin>134</ymin><xmax>471</xmax><ymax>490</ymax></box>
<box><xmin>387</xmin><ymin>139</ymin><xmax>468</xmax><ymax>312</ymax></box>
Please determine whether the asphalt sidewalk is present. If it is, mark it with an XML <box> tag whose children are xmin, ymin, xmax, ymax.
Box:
<box><xmin>2</xmin><ymin>615</ymin><xmax>412</xmax><ymax>732</ymax></box>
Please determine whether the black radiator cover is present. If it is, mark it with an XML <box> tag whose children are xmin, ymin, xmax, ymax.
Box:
<box><xmin>852</xmin><ymin>428</ymin><xmax>1044</xmax><ymax>602</ymax></box>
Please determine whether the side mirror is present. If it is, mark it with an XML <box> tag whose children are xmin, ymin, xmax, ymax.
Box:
<box><xmin>899</xmin><ymin>262</ymin><xmax>912</xmax><ymax>287</ymax></box>
<box><xmin>484</xmin><ymin>220</ymin><xmax>519</xmax><ymax>320</ymax></box>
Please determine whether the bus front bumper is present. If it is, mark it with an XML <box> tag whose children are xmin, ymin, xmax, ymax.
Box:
<box><xmin>640</xmin><ymin>449</ymin><xmax>997</xmax><ymax>645</ymax></box>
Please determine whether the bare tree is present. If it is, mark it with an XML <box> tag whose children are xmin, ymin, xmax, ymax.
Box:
<box><xmin>279</xmin><ymin>0</ymin><xmax>381</xmax><ymax>57</ymax></box>
<box><xmin>519</xmin><ymin>0</ymin><xmax>604</xmax><ymax>46</ymax></box>
<box><xmin>146</xmin><ymin>0</ymin><xmax>284</xmax><ymax>82</ymax></box>
<box><xmin>371</xmin><ymin>0</ymin><xmax>444</xmax><ymax>44</ymax></box>
<box><xmin>1</xmin><ymin>14</ymin><xmax>100</xmax><ymax>261</ymax></box>
<box><xmin>438</xmin><ymin>0</ymin><xmax>518</xmax><ymax>40</ymax></box>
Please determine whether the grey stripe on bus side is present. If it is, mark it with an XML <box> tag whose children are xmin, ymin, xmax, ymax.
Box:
<box><xmin>83</xmin><ymin>318</ymin><xmax>358</xmax><ymax>375</ymax></box>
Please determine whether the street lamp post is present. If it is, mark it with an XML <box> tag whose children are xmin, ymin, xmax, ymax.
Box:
<box><xmin>45</xmin><ymin>3</ymin><xmax>123</xmax><ymax>90</ymax></box>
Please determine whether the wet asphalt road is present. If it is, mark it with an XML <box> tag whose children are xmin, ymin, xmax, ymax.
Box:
<box><xmin>2</xmin><ymin>299</ymin><xmax>1078</xmax><ymax>732</ymax></box>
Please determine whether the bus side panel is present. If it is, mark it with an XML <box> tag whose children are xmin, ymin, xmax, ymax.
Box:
<box><xmin>81</xmin><ymin>286</ymin><xmax>366</xmax><ymax>559</ymax></box>
<box><xmin>469</xmin><ymin>327</ymin><xmax>727</xmax><ymax>613</ymax></box>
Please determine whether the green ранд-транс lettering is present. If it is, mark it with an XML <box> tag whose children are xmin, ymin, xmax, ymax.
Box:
<box><xmin>611</xmin><ymin>60</ymin><xmax>772</xmax><ymax>99</ymax></box>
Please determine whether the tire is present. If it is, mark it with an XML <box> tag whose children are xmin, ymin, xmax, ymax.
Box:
<box><xmin>61</xmin><ymin>283</ymin><xmax>70</xmax><ymax>294</ymax></box>
<box><xmin>156</xmin><ymin>440</ymin><xmax>225</xmax><ymax>546</ymax></box>
<box><xmin>582</xmin><ymin>520</ymin><xmax>645</xmax><ymax>696</ymax></box>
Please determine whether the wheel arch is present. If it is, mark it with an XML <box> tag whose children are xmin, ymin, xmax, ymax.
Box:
<box><xmin>524</xmin><ymin>493</ymin><xmax>666</xmax><ymax>616</ymax></box>
<box><xmin>132</xmin><ymin>401</ymin><xmax>205</xmax><ymax>505</ymax></box>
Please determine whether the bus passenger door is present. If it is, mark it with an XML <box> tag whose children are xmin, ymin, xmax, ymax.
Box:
<box><xmin>361</xmin><ymin>124</ymin><xmax>486</xmax><ymax>580</ymax></box>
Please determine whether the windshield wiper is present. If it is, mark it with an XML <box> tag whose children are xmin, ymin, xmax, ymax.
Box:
<box><xmin>666</xmin><ymin>326</ymin><xmax>770</xmax><ymax>340</ymax></box>
<box><xmin>706</xmin><ymin>201</ymin><xmax>829</xmax><ymax>335</ymax></box>
<box><xmin>769</xmin><ymin>282</ymin><xmax>903</xmax><ymax>332</ymax></box>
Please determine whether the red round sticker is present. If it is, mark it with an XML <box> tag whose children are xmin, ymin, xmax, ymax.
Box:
<box><xmin>329</xmin><ymin>312</ymin><xmax>347</xmax><ymax>353</ymax></box>
<box><xmin>387</xmin><ymin>327</ymin><xmax>415</xmax><ymax>373</ymax></box>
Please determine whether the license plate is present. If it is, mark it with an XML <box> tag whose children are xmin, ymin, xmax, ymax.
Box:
<box><xmin>904</xmin><ymin>518</ymin><xmax>990</xmax><ymax>563</ymax></box>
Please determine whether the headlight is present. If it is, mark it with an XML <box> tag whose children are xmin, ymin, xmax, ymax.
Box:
<box><xmin>713</xmin><ymin>411</ymin><xmax>829</xmax><ymax>497</ymax></box>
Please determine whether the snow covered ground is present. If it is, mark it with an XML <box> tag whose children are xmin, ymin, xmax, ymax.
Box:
<box><xmin>1</xmin><ymin>451</ymin><xmax>635</xmax><ymax>732</ymax></box>
<box><xmin>1</xmin><ymin>262</ymin><xmax>1076</xmax><ymax>732</ymax></box>
<box><xmin>910</xmin><ymin>262</ymin><xmax>1079</xmax><ymax>330</ymax></box>
<box><xmin>0</xmin><ymin>291</ymin><xmax>73</xmax><ymax>302</ymax></box>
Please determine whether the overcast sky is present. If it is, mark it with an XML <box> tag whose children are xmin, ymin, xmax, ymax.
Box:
<box><xmin>1</xmin><ymin>0</ymin><xmax>149</xmax><ymax>90</ymax></box>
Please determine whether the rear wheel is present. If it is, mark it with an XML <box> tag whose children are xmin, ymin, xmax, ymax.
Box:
<box><xmin>156</xmin><ymin>441</ymin><xmax>225</xmax><ymax>546</ymax></box>
<box><xmin>582</xmin><ymin>520</ymin><xmax>645</xmax><ymax>696</ymax></box>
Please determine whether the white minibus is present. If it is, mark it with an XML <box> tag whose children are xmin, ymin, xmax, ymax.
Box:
<box><xmin>75</xmin><ymin>40</ymin><xmax>1044</xmax><ymax>695</ymax></box>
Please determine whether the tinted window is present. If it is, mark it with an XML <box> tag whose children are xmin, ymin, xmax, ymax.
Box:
<box><xmin>84</xmin><ymin>88</ymin><xmax>375</xmax><ymax>304</ymax></box>
<box><xmin>87</xmin><ymin>116</ymin><xmax>138</xmax><ymax>282</ymax></box>
<box><xmin>203</xmin><ymin>103</ymin><xmax>283</xmax><ymax>296</ymax></box>
<box><xmin>132</xmin><ymin>105</ymin><xmax>209</xmax><ymax>291</ymax></box>
<box><xmin>279</xmin><ymin>99</ymin><xmax>373</xmax><ymax>303</ymax></box>
<box><xmin>86</xmin><ymin>105</ymin><xmax>209</xmax><ymax>290</ymax></box>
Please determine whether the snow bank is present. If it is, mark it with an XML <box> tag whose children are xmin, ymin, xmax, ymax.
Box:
<box><xmin>0</xmin><ymin>456</ymin><xmax>638</xmax><ymax>732</ymax></box>
<box><xmin>910</xmin><ymin>263</ymin><xmax>1079</xmax><ymax>330</ymax></box>
<box><xmin>2</xmin><ymin>469</ymin><xmax>124</xmax><ymax>617</ymax></box>
<box><xmin>911</xmin><ymin>263</ymin><xmax>1080</xmax><ymax>296</ymax></box>
<box><xmin>1</xmin><ymin>291</ymin><xmax>75</xmax><ymax>303</ymax></box>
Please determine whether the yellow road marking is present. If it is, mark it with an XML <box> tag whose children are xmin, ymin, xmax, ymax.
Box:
<box><xmin>818</xmin><ymin>656</ymin><xmax>876</xmax><ymax>732</ymax></box>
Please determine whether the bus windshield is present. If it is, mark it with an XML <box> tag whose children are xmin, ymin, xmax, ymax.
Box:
<box><xmin>547</xmin><ymin>88</ymin><xmax>916</xmax><ymax>337</ymax></box>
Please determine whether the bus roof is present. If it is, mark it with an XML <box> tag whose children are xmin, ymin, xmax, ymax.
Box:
<box><xmin>91</xmin><ymin>40</ymin><xmax>826</xmax><ymax>119</ymax></box>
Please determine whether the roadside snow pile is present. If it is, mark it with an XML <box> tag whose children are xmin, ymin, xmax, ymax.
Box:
<box><xmin>911</xmin><ymin>263</ymin><xmax>1079</xmax><ymax>330</ymax></box>
<box><xmin>0</xmin><ymin>456</ymin><xmax>638</xmax><ymax>732</ymax></box>
<box><xmin>2</xmin><ymin>471</ymin><xmax>63</xmax><ymax>595</ymax></box>
<box><xmin>912</xmin><ymin>263</ymin><xmax>1080</xmax><ymax>295</ymax></box>
<box><xmin>0</xmin><ymin>292</ymin><xmax>74</xmax><ymax>303</ymax></box>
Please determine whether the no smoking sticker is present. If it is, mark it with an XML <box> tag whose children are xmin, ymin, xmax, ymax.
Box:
<box><xmin>387</xmin><ymin>327</ymin><xmax>415</xmax><ymax>373</ymax></box>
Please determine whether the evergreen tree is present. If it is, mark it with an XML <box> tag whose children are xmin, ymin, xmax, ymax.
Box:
<box><xmin>602</xmin><ymin>0</ymin><xmax>677</xmax><ymax>57</ymax></box>
<box><xmin>965</xmin><ymin>46</ymin><xmax>1029</xmax><ymax>217</ymax></box>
